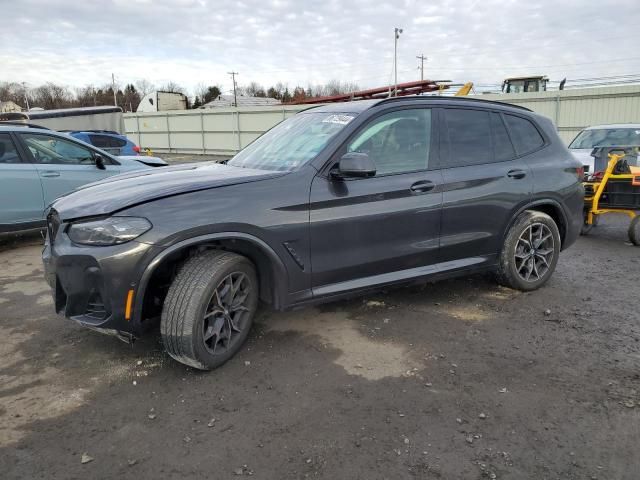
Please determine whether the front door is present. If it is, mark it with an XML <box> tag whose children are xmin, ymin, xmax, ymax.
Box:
<box><xmin>309</xmin><ymin>107</ymin><xmax>443</xmax><ymax>296</ymax></box>
<box><xmin>16</xmin><ymin>132</ymin><xmax>120</xmax><ymax>208</ymax></box>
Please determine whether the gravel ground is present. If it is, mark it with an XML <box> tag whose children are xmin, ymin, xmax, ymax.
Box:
<box><xmin>1</xmin><ymin>215</ymin><xmax>639</xmax><ymax>479</ymax></box>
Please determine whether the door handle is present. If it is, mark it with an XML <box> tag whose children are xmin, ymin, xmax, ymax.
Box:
<box><xmin>410</xmin><ymin>180</ymin><xmax>435</xmax><ymax>193</ymax></box>
<box><xmin>40</xmin><ymin>171</ymin><xmax>60</xmax><ymax>178</ymax></box>
<box><xmin>507</xmin><ymin>169</ymin><xmax>527</xmax><ymax>179</ymax></box>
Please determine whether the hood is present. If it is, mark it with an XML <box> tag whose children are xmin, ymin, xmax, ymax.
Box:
<box><xmin>52</xmin><ymin>162</ymin><xmax>285</xmax><ymax>220</ymax></box>
<box><xmin>118</xmin><ymin>155</ymin><xmax>168</xmax><ymax>166</ymax></box>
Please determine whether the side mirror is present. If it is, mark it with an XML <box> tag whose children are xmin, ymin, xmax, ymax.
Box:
<box><xmin>333</xmin><ymin>152</ymin><xmax>376</xmax><ymax>178</ymax></box>
<box><xmin>95</xmin><ymin>154</ymin><xmax>106</xmax><ymax>170</ymax></box>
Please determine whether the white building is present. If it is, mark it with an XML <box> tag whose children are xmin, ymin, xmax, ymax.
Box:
<box><xmin>200</xmin><ymin>95</ymin><xmax>280</xmax><ymax>108</ymax></box>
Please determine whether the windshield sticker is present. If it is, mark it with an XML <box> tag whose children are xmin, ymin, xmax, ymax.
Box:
<box><xmin>322</xmin><ymin>114</ymin><xmax>354</xmax><ymax>125</ymax></box>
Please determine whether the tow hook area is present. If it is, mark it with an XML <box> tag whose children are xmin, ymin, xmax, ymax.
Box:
<box><xmin>116</xmin><ymin>331</ymin><xmax>136</xmax><ymax>344</ymax></box>
<box><xmin>82</xmin><ymin>325</ymin><xmax>136</xmax><ymax>344</ymax></box>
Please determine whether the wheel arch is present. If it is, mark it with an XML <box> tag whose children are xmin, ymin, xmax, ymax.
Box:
<box><xmin>502</xmin><ymin>199</ymin><xmax>569</xmax><ymax>249</ymax></box>
<box><xmin>133</xmin><ymin>232</ymin><xmax>289</xmax><ymax>324</ymax></box>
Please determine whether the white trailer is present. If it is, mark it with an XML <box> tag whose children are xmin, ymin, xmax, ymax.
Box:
<box><xmin>2</xmin><ymin>106</ymin><xmax>124</xmax><ymax>133</ymax></box>
<box><xmin>137</xmin><ymin>91</ymin><xmax>188</xmax><ymax>112</ymax></box>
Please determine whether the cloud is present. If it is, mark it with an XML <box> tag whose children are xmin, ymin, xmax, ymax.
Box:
<box><xmin>1</xmin><ymin>0</ymin><xmax>639</xmax><ymax>96</ymax></box>
<box><xmin>413</xmin><ymin>16</ymin><xmax>445</xmax><ymax>25</ymax></box>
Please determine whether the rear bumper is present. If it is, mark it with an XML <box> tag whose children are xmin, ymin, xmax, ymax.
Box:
<box><xmin>562</xmin><ymin>184</ymin><xmax>585</xmax><ymax>250</ymax></box>
<box><xmin>42</xmin><ymin>231</ymin><xmax>163</xmax><ymax>338</ymax></box>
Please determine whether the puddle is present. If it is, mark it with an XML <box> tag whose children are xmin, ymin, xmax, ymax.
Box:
<box><xmin>267</xmin><ymin>308</ymin><xmax>420</xmax><ymax>380</ymax></box>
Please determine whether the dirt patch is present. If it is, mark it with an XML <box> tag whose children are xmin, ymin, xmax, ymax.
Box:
<box><xmin>268</xmin><ymin>308</ymin><xmax>419</xmax><ymax>380</ymax></box>
<box><xmin>1</xmin><ymin>215</ymin><xmax>639</xmax><ymax>479</ymax></box>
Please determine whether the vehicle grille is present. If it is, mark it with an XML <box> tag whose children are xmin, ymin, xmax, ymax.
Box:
<box><xmin>85</xmin><ymin>291</ymin><xmax>107</xmax><ymax>320</ymax></box>
<box><xmin>47</xmin><ymin>209</ymin><xmax>61</xmax><ymax>244</ymax></box>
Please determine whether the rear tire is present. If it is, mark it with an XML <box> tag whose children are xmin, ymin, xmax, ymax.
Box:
<box><xmin>496</xmin><ymin>210</ymin><xmax>561</xmax><ymax>291</ymax></box>
<box><xmin>629</xmin><ymin>216</ymin><xmax>640</xmax><ymax>246</ymax></box>
<box><xmin>161</xmin><ymin>250</ymin><xmax>258</xmax><ymax>370</ymax></box>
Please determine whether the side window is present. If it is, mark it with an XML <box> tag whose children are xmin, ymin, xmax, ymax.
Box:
<box><xmin>443</xmin><ymin>108</ymin><xmax>492</xmax><ymax>167</ymax></box>
<box><xmin>0</xmin><ymin>134</ymin><xmax>21</xmax><ymax>164</ymax></box>
<box><xmin>20</xmin><ymin>133</ymin><xmax>95</xmax><ymax>165</ymax></box>
<box><xmin>111</xmin><ymin>137</ymin><xmax>127</xmax><ymax>148</ymax></box>
<box><xmin>504</xmin><ymin>114</ymin><xmax>544</xmax><ymax>155</ymax></box>
<box><xmin>491</xmin><ymin>113</ymin><xmax>516</xmax><ymax>161</ymax></box>
<box><xmin>89</xmin><ymin>134</ymin><xmax>112</xmax><ymax>149</ymax></box>
<box><xmin>347</xmin><ymin>109</ymin><xmax>431</xmax><ymax>175</ymax></box>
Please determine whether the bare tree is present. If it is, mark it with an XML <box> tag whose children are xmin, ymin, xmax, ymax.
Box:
<box><xmin>30</xmin><ymin>83</ymin><xmax>74</xmax><ymax>109</ymax></box>
<box><xmin>135</xmin><ymin>79</ymin><xmax>155</xmax><ymax>97</ymax></box>
<box><xmin>160</xmin><ymin>81</ymin><xmax>185</xmax><ymax>94</ymax></box>
<box><xmin>244</xmin><ymin>81</ymin><xmax>266</xmax><ymax>97</ymax></box>
<box><xmin>0</xmin><ymin>81</ymin><xmax>28</xmax><ymax>108</ymax></box>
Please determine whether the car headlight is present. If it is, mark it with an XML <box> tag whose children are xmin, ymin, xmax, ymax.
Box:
<box><xmin>68</xmin><ymin>217</ymin><xmax>152</xmax><ymax>246</ymax></box>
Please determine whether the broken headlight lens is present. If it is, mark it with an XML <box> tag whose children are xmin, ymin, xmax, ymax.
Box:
<box><xmin>68</xmin><ymin>217</ymin><xmax>152</xmax><ymax>246</ymax></box>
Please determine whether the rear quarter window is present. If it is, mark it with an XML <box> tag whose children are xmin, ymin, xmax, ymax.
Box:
<box><xmin>0</xmin><ymin>134</ymin><xmax>21</xmax><ymax>164</ymax></box>
<box><xmin>504</xmin><ymin>114</ymin><xmax>545</xmax><ymax>155</ymax></box>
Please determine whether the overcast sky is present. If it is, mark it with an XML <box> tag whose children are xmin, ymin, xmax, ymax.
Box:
<box><xmin>2</xmin><ymin>0</ymin><xmax>639</xmax><ymax>96</ymax></box>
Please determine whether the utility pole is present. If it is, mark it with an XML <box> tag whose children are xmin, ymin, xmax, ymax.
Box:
<box><xmin>394</xmin><ymin>27</ymin><xmax>403</xmax><ymax>96</ymax></box>
<box><xmin>21</xmin><ymin>82</ymin><xmax>30</xmax><ymax>111</ymax></box>
<box><xmin>228</xmin><ymin>71</ymin><xmax>239</xmax><ymax>107</ymax></box>
<box><xmin>416</xmin><ymin>54</ymin><xmax>427</xmax><ymax>81</ymax></box>
<box><xmin>111</xmin><ymin>73</ymin><xmax>118</xmax><ymax>107</ymax></box>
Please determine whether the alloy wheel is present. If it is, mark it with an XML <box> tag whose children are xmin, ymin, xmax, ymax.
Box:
<box><xmin>514</xmin><ymin>223</ymin><xmax>555</xmax><ymax>282</ymax></box>
<box><xmin>202</xmin><ymin>272</ymin><xmax>252</xmax><ymax>355</ymax></box>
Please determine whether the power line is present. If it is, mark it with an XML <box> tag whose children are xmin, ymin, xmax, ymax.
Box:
<box><xmin>227</xmin><ymin>71</ymin><xmax>238</xmax><ymax>107</ymax></box>
<box><xmin>416</xmin><ymin>54</ymin><xmax>427</xmax><ymax>81</ymax></box>
<box><xmin>423</xmin><ymin>56</ymin><xmax>640</xmax><ymax>72</ymax></box>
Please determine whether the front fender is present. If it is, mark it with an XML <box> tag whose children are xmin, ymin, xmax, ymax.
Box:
<box><xmin>132</xmin><ymin>231</ymin><xmax>290</xmax><ymax>323</ymax></box>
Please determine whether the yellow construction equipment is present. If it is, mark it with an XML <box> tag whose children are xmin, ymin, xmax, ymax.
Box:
<box><xmin>454</xmin><ymin>82</ymin><xmax>473</xmax><ymax>96</ymax></box>
<box><xmin>582</xmin><ymin>151</ymin><xmax>640</xmax><ymax>245</ymax></box>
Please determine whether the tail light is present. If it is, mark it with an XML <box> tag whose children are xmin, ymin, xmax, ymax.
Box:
<box><xmin>133</xmin><ymin>145</ymin><xmax>141</xmax><ymax>155</ymax></box>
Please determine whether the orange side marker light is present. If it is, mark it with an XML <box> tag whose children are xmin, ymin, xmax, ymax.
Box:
<box><xmin>125</xmin><ymin>289</ymin><xmax>135</xmax><ymax>321</ymax></box>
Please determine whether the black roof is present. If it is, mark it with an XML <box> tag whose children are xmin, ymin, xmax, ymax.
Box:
<box><xmin>302</xmin><ymin>95</ymin><xmax>531</xmax><ymax>114</ymax></box>
<box><xmin>376</xmin><ymin>95</ymin><xmax>532</xmax><ymax>112</ymax></box>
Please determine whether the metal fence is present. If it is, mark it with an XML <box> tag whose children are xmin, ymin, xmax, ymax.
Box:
<box><xmin>123</xmin><ymin>85</ymin><xmax>640</xmax><ymax>154</ymax></box>
<box><xmin>476</xmin><ymin>84</ymin><xmax>640</xmax><ymax>144</ymax></box>
<box><xmin>124</xmin><ymin>105</ymin><xmax>309</xmax><ymax>156</ymax></box>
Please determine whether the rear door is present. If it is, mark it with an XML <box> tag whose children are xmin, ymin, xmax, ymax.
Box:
<box><xmin>309</xmin><ymin>107</ymin><xmax>443</xmax><ymax>295</ymax></box>
<box><xmin>16</xmin><ymin>132</ymin><xmax>121</xmax><ymax>207</ymax></box>
<box><xmin>438</xmin><ymin>108</ymin><xmax>534</xmax><ymax>266</ymax></box>
<box><xmin>0</xmin><ymin>132</ymin><xmax>45</xmax><ymax>227</ymax></box>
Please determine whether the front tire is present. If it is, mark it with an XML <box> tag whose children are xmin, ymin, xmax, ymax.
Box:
<box><xmin>497</xmin><ymin>210</ymin><xmax>561</xmax><ymax>291</ymax></box>
<box><xmin>161</xmin><ymin>250</ymin><xmax>258</xmax><ymax>370</ymax></box>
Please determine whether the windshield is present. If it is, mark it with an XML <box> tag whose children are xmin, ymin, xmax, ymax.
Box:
<box><xmin>228</xmin><ymin>112</ymin><xmax>355</xmax><ymax>171</ymax></box>
<box><xmin>569</xmin><ymin>128</ymin><xmax>640</xmax><ymax>149</ymax></box>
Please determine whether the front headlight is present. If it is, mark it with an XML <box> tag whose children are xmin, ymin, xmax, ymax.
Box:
<box><xmin>68</xmin><ymin>217</ymin><xmax>152</xmax><ymax>246</ymax></box>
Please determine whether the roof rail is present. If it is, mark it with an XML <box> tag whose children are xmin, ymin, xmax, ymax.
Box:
<box><xmin>0</xmin><ymin>121</ymin><xmax>51</xmax><ymax>130</ymax></box>
<box><xmin>59</xmin><ymin>129</ymin><xmax>120</xmax><ymax>134</ymax></box>
<box><xmin>376</xmin><ymin>95</ymin><xmax>532</xmax><ymax>112</ymax></box>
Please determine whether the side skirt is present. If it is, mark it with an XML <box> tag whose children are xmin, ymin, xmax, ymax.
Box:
<box><xmin>286</xmin><ymin>256</ymin><xmax>498</xmax><ymax>310</ymax></box>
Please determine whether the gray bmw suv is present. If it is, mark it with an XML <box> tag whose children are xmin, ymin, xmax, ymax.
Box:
<box><xmin>42</xmin><ymin>96</ymin><xmax>584</xmax><ymax>369</ymax></box>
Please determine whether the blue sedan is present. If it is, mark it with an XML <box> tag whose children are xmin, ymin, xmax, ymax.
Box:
<box><xmin>0</xmin><ymin>124</ymin><xmax>167</xmax><ymax>232</ymax></box>
<box><xmin>66</xmin><ymin>130</ymin><xmax>144</xmax><ymax>156</ymax></box>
